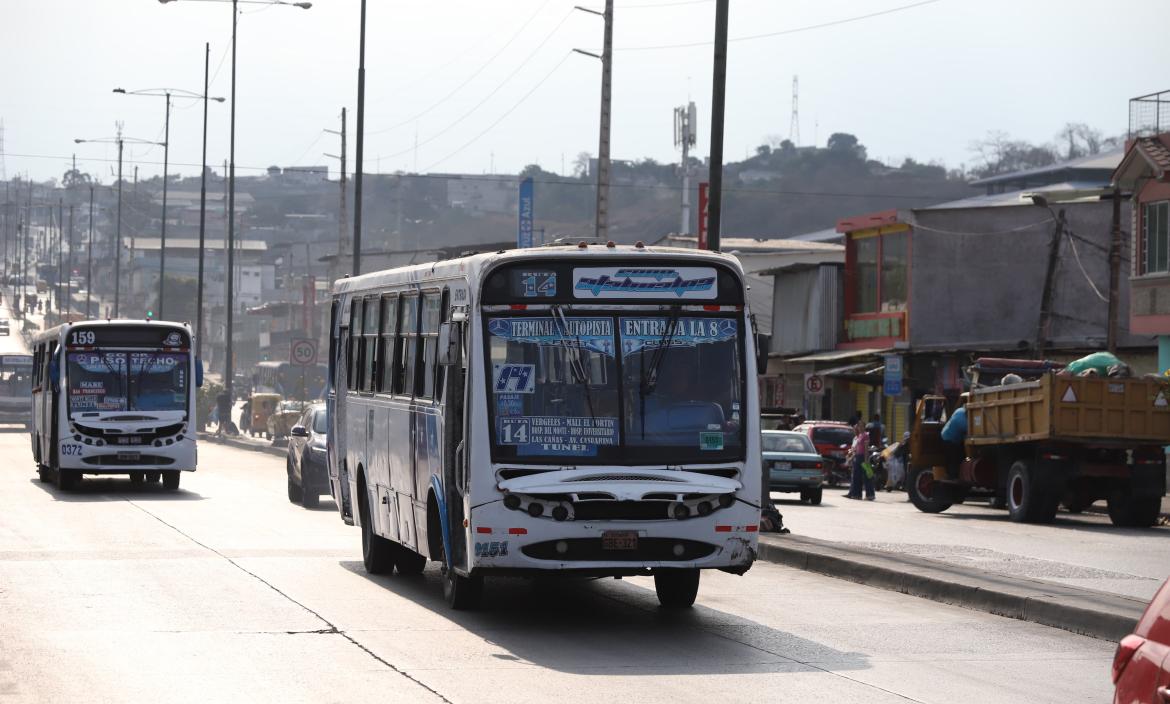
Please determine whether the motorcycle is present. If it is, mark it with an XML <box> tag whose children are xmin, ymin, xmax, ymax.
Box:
<box><xmin>867</xmin><ymin>445</ymin><xmax>890</xmax><ymax>492</ymax></box>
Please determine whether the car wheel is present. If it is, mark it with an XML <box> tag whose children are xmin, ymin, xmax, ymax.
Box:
<box><xmin>654</xmin><ymin>569</ymin><xmax>700</xmax><ymax>608</ymax></box>
<box><xmin>300</xmin><ymin>485</ymin><xmax>319</xmax><ymax>509</ymax></box>
<box><xmin>807</xmin><ymin>488</ymin><xmax>823</xmax><ymax>506</ymax></box>
<box><xmin>287</xmin><ymin>475</ymin><xmax>303</xmax><ymax>503</ymax></box>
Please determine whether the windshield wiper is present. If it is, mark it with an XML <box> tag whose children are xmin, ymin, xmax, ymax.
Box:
<box><xmin>130</xmin><ymin>352</ymin><xmax>161</xmax><ymax>411</ymax></box>
<box><xmin>552</xmin><ymin>306</ymin><xmax>596</xmax><ymax>422</ymax></box>
<box><xmin>639</xmin><ymin>306</ymin><xmax>681</xmax><ymax>439</ymax></box>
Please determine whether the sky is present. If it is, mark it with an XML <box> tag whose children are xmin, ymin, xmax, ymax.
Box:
<box><xmin>2</xmin><ymin>0</ymin><xmax>1168</xmax><ymax>185</ymax></box>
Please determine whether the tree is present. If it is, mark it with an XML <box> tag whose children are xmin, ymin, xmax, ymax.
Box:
<box><xmin>968</xmin><ymin>131</ymin><xmax>1058</xmax><ymax>178</ymax></box>
<box><xmin>755</xmin><ymin>144</ymin><xmax>771</xmax><ymax>157</ymax></box>
<box><xmin>62</xmin><ymin>168</ymin><xmax>92</xmax><ymax>189</ymax></box>
<box><xmin>826</xmin><ymin>132</ymin><xmax>867</xmax><ymax>162</ymax></box>
<box><xmin>572</xmin><ymin>152</ymin><xmax>592</xmax><ymax>179</ymax></box>
<box><xmin>1056</xmin><ymin>122</ymin><xmax>1105</xmax><ymax>160</ymax></box>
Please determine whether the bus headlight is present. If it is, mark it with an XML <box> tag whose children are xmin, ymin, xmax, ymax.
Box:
<box><xmin>718</xmin><ymin>494</ymin><xmax>735</xmax><ymax>508</ymax></box>
<box><xmin>503</xmin><ymin>494</ymin><xmax>521</xmax><ymax>510</ymax></box>
<box><xmin>527</xmin><ymin>502</ymin><xmax>544</xmax><ymax>518</ymax></box>
<box><xmin>696</xmin><ymin>501</ymin><xmax>712</xmax><ymax>517</ymax></box>
<box><xmin>672</xmin><ymin>503</ymin><xmax>690</xmax><ymax>520</ymax></box>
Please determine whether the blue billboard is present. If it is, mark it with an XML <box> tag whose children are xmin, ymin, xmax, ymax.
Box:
<box><xmin>517</xmin><ymin>177</ymin><xmax>534</xmax><ymax>249</ymax></box>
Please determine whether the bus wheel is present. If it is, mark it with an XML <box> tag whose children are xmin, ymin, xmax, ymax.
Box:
<box><xmin>359</xmin><ymin>484</ymin><xmax>395</xmax><ymax>574</ymax></box>
<box><xmin>37</xmin><ymin>465</ymin><xmax>50</xmax><ymax>483</ymax></box>
<box><xmin>162</xmin><ymin>472</ymin><xmax>181</xmax><ymax>491</ymax></box>
<box><xmin>145</xmin><ymin>472</ymin><xmax>160</xmax><ymax>483</ymax></box>
<box><xmin>394</xmin><ymin>545</ymin><xmax>427</xmax><ymax>575</ymax></box>
<box><xmin>443</xmin><ymin>564</ymin><xmax>483</xmax><ymax>610</ymax></box>
<box><xmin>654</xmin><ymin>569</ymin><xmax>700</xmax><ymax>608</ymax></box>
<box><xmin>56</xmin><ymin>468</ymin><xmax>79</xmax><ymax>491</ymax></box>
<box><xmin>129</xmin><ymin>471</ymin><xmax>145</xmax><ymax>485</ymax></box>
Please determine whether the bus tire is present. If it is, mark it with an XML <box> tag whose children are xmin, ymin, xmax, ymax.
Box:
<box><xmin>1107</xmin><ymin>492</ymin><xmax>1161</xmax><ymax>528</ymax></box>
<box><xmin>145</xmin><ymin>472</ymin><xmax>160</xmax><ymax>483</ymax></box>
<box><xmin>287</xmin><ymin>476</ymin><xmax>303</xmax><ymax>503</ymax></box>
<box><xmin>394</xmin><ymin>545</ymin><xmax>427</xmax><ymax>575</ymax></box>
<box><xmin>56</xmin><ymin>468</ymin><xmax>79</xmax><ymax>491</ymax></box>
<box><xmin>129</xmin><ymin>471</ymin><xmax>145</xmax><ymax>485</ymax></box>
<box><xmin>162</xmin><ymin>472</ymin><xmax>181</xmax><ymax>491</ymax></box>
<box><xmin>1006</xmin><ymin>461</ymin><xmax>1058</xmax><ymax>524</ymax></box>
<box><xmin>443</xmin><ymin>566</ymin><xmax>483</xmax><ymax>610</ymax></box>
<box><xmin>908</xmin><ymin>466</ymin><xmax>952</xmax><ymax>514</ymax></box>
<box><xmin>359</xmin><ymin>481</ymin><xmax>395</xmax><ymax>575</ymax></box>
<box><xmin>654</xmin><ymin>569</ymin><xmax>700</xmax><ymax>608</ymax></box>
<box><xmin>37</xmin><ymin>466</ymin><xmax>50</xmax><ymax>483</ymax></box>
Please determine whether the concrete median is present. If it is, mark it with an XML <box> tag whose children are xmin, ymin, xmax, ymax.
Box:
<box><xmin>757</xmin><ymin>533</ymin><xmax>1145</xmax><ymax>641</ymax></box>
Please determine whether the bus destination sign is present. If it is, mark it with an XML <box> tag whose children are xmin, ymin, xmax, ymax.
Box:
<box><xmin>572</xmin><ymin>266</ymin><xmax>717</xmax><ymax>300</ymax></box>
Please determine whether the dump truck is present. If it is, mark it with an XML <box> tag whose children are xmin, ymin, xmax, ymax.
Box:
<box><xmin>908</xmin><ymin>357</ymin><xmax>1168</xmax><ymax>527</ymax></box>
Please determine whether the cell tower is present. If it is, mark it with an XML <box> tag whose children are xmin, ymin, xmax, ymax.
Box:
<box><xmin>0</xmin><ymin>119</ymin><xmax>7</xmax><ymax>182</ymax></box>
<box><xmin>673</xmin><ymin>101</ymin><xmax>697</xmax><ymax>235</ymax></box>
<box><xmin>789</xmin><ymin>76</ymin><xmax>800</xmax><ymax>146</ymax></box>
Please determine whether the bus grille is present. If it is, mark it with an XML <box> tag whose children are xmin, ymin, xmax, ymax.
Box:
<box><xmin>521</xmin><ymin>538</ymin><xmax>715</xmax><ymax>562</ymax></box>
<box><xmin>82</xmin><ymin>455</ymin><xmax>175</xmax><ymax>466</ymax></box>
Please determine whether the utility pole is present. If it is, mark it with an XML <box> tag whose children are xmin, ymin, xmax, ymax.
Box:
<box><xmin>596</xmin><ymin>0</ymin><xmax>613</xmax><ymax>241</ymax></box>
<box><xmin>1107</xmin><ymin>189</ymin><xmax>1123</xmax><ymax>353</ymax></box>
<box><xmin>706</xmin><ymin>0</ymin><xmax>728</xmax><ymax>253</ymax></box>
<box><xmin>56</xmin><ymin>199</ymin><xmax>63</xmax><ymax>314</ymax></box>
<box><xmin>324</xmin><ymin>107</ymin><xmax>349</xmax><ymax>272</ymax></box>
<box><xmin>197</xmin><ymin>42</ymin><xmax>212</xmax><ymax>360</ymax></box>
<box><xmin>352</xmin><ymin>0</ymin><xmax>367</xmax><ymax>277</ymax></box>
<box><xmin>67</xmin><ymin>204</ymin><xmax>74</xmax><ymax>319</ymax></box>
<box><xmin>115</xmin><ymin>134</ymin><xmax>124</xmax><ymax>318</ymax></box>
<box><xmin>226</xmin><ymin>0</ymin><xmax>239</xmax><ymax>400</ymax></box>
<box><xmin>1035</xmin><ymin>208</ymin><xmax>1066</xmax><ymax>359</ymax></box>
<box><xmin>87</xmin><ymin>186</ymin><xmax>94</xmax><ymax>317</ymax></box>
<box><xmin>158</xmin><ymin>91</ymin><xmax>172</xmax><ymax>320</ymax></box>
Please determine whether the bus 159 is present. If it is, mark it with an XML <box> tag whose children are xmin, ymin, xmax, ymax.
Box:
<box><xmin>31</xmin><ymin>320</ymin><xmax>202</xmax><ymax>490</ymax></box>
<box><xmin>329</xmin><ymin>244</ymin><xmax>764</xmax><ymax>609</ymax></box>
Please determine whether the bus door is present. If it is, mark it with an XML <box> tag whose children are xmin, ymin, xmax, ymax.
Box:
<box><xmin>437</xmin><ymin>298</ymin><xmax>469</xmax><ymax>568</ymax></box>
<box><xmin>333</xmin><ymin>298</ymin><xmax>352</xmax><ymax>520</ymax></box>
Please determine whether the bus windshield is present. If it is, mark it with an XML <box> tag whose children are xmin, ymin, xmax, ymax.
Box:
<box><xmin>66</xmin><ymin>351</ymin><xmax>189</xmax><ymax>414</ymax></box>
<box><xmin>486</xmin><ymin>312</ymin><xmax>744</xmax><ymax>464</ymax></box>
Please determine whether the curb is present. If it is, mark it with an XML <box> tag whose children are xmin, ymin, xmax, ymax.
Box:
<box><xmin>757</xmin><ymin>534</ymin><xmax>1144</xmax><ymax>642</ymax></box>
<box><xmin>196</xmin><ymin>432</ymin><xmax>287</xmax><ymax>458</ymax></box>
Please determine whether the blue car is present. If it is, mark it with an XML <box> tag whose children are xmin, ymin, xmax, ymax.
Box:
<box><xmin>762</xmin><ymin>430</ymin><xmax>825</xmax><ymax>505</ymax></box>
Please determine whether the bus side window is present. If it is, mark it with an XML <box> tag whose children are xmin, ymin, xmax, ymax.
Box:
<box><xmin>362</xmin><ymin>296</ymin><xmax>379</xmax><ymax>393</ymax></box>
<box><xmin>348</xmin><ymin>299</ymin><xmax>361</xmax><ymax>392</ymax></box>
<box><xmin>377</xmin><ymin>295</ymin><xmax>399</xmax><ymax>393</ymax></box>
<box><xmin>419</xmin><ymin>292</ymin><xmax>441</xmax><ymax>400</ymax></box>
<box><xmin>397</xmin><ymin>295</ymin><xmax>419</xmax><ymax>397</ymax></box>
<box><xmin>434</xmin><ymin>289</ymin><xmax>450</xmax><ymax>401</ymax></box>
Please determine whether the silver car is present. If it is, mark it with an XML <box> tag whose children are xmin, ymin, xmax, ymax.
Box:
<box><xmin>762</xmin><ymin>430</ymin><xmax>825</xmax><ymax>505</ymax></box>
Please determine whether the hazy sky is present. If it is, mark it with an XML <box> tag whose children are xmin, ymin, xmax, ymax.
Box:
<box><xmin>3</xmin><ymin>0</ymin><xmax>1168</xmax><ymax>184</ymax></box>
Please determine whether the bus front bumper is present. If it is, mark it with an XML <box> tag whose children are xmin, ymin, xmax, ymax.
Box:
<box><xmin>467</xmin><ymin>500</ymin><xmax>759</xmax><ymax>574</ymax></box>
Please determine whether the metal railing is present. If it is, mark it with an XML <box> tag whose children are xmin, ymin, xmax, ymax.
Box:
<box><xmin>1130</xmin><ymin>89</ymin><xmax>1170</xmax><ymax>138</ymax></box>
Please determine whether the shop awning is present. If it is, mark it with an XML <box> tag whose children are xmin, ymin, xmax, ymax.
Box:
<box><xmin>783</xmin><ymin>348</ymin><xmax>892</xmax><ymax>363</ymax></box>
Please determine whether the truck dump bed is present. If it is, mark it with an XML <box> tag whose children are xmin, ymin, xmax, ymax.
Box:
<box><xmin>966</xmin><ymin>374</ymin><xmax>1170</xmax><ymax>445</ymax></box>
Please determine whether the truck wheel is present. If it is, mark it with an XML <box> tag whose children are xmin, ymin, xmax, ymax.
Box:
<box><xmin>1107</xmin><ymin>492</ymin><xmax>1161</xmax><ymax>528</ymax></box>
<box><xmin>654</xmin><ymin>569</ymin><xmax>700</xmax><ymax>608</ymax></box>
<box><xmin>908</xmin><ymin>466</ymin><xmax>952</xmax><ymax>514</ymax></box>
<box><xmin>1006</xmin><ymin>461</ymin><xmax>1058</xmax><ymax>524</ymax></box>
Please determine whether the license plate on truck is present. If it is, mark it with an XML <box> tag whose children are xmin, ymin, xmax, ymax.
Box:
<box><xmin>601</xmin><ymin>531</ymin><xmax>638</xmax><ymax>551</ymax></box>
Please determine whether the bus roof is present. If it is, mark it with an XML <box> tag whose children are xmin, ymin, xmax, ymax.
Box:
<box><xmin>32</xmin><ymin>319</ymin><xmax>191</xmax><ymax>346</ymax></box>
<box><xmin>330</xmin><ymin>243</ymin><xmax>746</xmax><ymax>296</ymax></box>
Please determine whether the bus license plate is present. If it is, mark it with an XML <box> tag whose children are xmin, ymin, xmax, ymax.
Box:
<box><xmin>116</xmin><ymin>436</ymin><xmax>142</xmax><ymax>445</ymax></box>
<box><xmin>117</xmin><ymin>451</ymin><xmax>140</xmax><ymax>461</ymax></box>
<box><xmin>602</xmin><ymin>531</ymin><xmax>638</xmax><ymax>551</ymax></box>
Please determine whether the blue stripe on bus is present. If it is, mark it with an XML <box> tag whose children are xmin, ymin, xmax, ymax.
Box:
<box><xmin>430</xmin><ymin>474</ymin><xmax>453</xmax><ymax>569</ymax></box>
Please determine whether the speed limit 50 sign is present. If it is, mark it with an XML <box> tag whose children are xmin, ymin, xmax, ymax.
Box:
<box><xmin>290</xmin><ymin>338</ymin><xmax>317</xmax><ymax>366</ymax></box>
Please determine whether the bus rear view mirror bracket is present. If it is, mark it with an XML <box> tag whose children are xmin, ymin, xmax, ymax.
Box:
<box><xmin>195</xmin><ymin>357</ymin><xmax>204</xmax><ymax>388</ymax></box>
<box><xmin>438</xmin><ymin>321</ymin><xmax>462</xmax><ymax>367</ymax></box>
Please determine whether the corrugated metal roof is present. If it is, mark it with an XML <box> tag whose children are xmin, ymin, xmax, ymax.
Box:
<box><xmin>967</xmin><ymin>148</ymin><xmax>1123</xmax><ymax>187</ymax></box>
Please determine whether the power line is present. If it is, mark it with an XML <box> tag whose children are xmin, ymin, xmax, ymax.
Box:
<box><xmin>367</xmin><ymin>0</ymin><xmax>555</xmax><ymax>136</ymax></box>
<box><xmin>619</xmin><ymin>0</ymin><xmax>943</xmax><ymax>51</ymax></box>
<box><xmin>371</xmin><ymin>9</ymin><xmax>576</xmax><ymax>161</ymax></box>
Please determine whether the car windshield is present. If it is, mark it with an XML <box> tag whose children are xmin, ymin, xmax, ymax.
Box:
<box><xmin>762</xmin><ymin>433</ymin><xmax>815</xmax><ymax>453</ymax></box>
<box><xmin>812</xmin><ymin>427</ymin><xmax>854</xmax><ymax>447</ymax></box>
<box><xmin>67</xmin><ymin>351</ymin><xmax>188</xmax><ymax>413</ymax></box>
<box><xmin>485</xmin><ymin>313</ymin><xmax>744</xmax><ymax>463</ymax></box>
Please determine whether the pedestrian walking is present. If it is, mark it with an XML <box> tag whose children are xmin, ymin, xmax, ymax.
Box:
<box><xmin>845</xmin><ymin>421</ymin><xmax>876</xmax><ymax>501</ymax></box>
<box><xmin>215</xmin><ymin>389</ymin><xmax>235</xmax><ymax>437</ymax></box>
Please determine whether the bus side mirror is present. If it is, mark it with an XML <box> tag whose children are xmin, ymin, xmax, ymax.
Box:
<box><xmin>756</xmin><ymin>333</ymin><xmax>771</xmax><ymax>375</ymax></box>
<box><xmin>195</xmin><ymin>358</ymin><xmax>204</xmax><ymax>388</ymax></box>
<box><xmin>438</xmin><ymin>321</ymin><xmax>462</xmax><ymax>367</ymax></box>
<box><xmin>48</xmin><ymin>356</ymin><xmax>61</xmax><ymax>392</ymax></box>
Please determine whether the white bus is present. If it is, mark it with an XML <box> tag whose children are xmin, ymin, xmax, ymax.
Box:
<box><xmin>30</xmin><ymin>320</ymin><xmax>201</xmax><ymax>490</ymax></box>
<box><xmin>0</xmin><ymin>329</ymin><xmax>33</xmax><ymax>428</ymax></box>
<box><xmin>328</xmin><ymin>244</ymin><xmax>764</xmax><ymax>609</ymax></box>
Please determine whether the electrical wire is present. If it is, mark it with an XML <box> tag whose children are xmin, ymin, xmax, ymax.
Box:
<box><xmin>422</xmin><ymin>52</ymin><xmax>573</xmax><ymax>172</ymax></box>
<box><xmin>619</xmin><ymin>0</ymin><xmax>943</xmax><ymax>51</ymax></box>
<box><xmin>1063</xmin><ymin>229</ymin><xmax>1108</xmax><ymax>302</ymax></box>
<box><xmin>367</xmin><ymin>0</ymin><xmax>556</xmax><ymax>136</ymax></box>
<box><xmin>371</xmin><ymin>8</ymin><xmax>576</xmax><ymax>161</ymax></box>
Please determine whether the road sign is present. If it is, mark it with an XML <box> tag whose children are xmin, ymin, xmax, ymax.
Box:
<box><xmin>805</xmin><ymin>374</ymin><xmax>824</xmax><ymax>395</ymax></box>
<box><xmin>884</xmin><ymin>354</ymin><xmax>903</xmax><ymax>396</ymax></box>
<box><xmin>290</xmin><ymin>338</ymin><xmax>317</xmax><ymax>367</ymax></box>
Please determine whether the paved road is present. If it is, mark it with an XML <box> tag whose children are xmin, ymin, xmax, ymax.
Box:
<box><xmin>0</xmin><ymin>433</ymin><xmax>1115</xmax><ymax>703</ymax></box>
<box><xmin>770</xmin><ymin>484</ymin><xmax>1170</xmax><ymax>600</ymax></box>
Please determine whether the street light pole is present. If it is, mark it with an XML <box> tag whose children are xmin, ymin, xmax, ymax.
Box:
<box><xmin>227</xmin><ymin>0</ymin><xmax>239</xmax><ymax>398</ymax></box>
<box><xmin>67</xmin><ymin>204</ymin><xmax>74</xmax><ymax>319</ymax></box>
<box><xmin>352</xmin><ymin>0</ymin><xmax>367</xmax><ymax>277</ymax></box>
<box><xmin>573</xmin><ymin>2</ymin><xmax>613</xmax><ymax>242</ymax></box>
<box><xmin>87</xmin><ymin>186</ymin><xmax>94</xmax><ymax>317</ymax></box>
<box><xmin>116</xmin><ymin>137</ymin><xmax>124</xmax><ymax>317</ymax></box>
<box><xmin>197</xmin><ymin>42</ymin><xmax>210</xmax><ymax>361</ymax></box>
